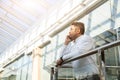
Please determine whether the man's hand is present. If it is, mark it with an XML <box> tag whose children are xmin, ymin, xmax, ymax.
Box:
<box><xmin>56</xmin><ymin>57</ymin><xmax>64</xmax><ymax>67</ymax></box>
<box><xmin>64</xmin><ymin>35</ymin><xmax>72</xmax><ymax>45</ymax></box>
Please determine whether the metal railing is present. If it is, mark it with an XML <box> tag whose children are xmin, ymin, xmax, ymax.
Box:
<box><xmin>50</xmin><ymin>40</ymin><xmax>120</xmax><ymax>80</ymax></box>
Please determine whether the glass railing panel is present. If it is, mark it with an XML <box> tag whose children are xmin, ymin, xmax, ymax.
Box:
<box><xmin>105</xmin><ymin>46</ymin><xmax>119</xmax><ymax>66</ymax></box>
<box><xmin>104</xmin><ymin>45</ymin><xmax>120</xmax><ymax>80</ymax></box>
<box><xmin>0</xmin><ymin>77</ymin><xmax>8</xmax><ymax>80</ymax></box>
<box><xmin>9</xmin><ymin>75</ymin><xmax>16</xmax><ymax>80</ymax></box>
<box><xmin>105</xmin><ymin>66</ymin><xmax>120</xmax><ymax>80</ymax></box>
<box><xmin>58</xmin><ymin>67</ymin><xmax>74</xmax><ymax>80</ymax></box>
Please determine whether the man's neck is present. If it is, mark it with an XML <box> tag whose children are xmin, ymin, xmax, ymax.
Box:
<box><xmin>74</xmin><ymin>34</ymin><xmax>81</xmax><ymax>42</ymax></box>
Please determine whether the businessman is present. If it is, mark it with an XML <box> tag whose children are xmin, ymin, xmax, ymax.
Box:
<box><xmin>56</xmin><ymin>22</ymin><xmax>100</xmax><ymax>80</ymax></box>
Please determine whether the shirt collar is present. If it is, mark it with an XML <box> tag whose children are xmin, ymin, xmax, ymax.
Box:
<box><xmin>74</xmin><ymin>35</ymin><xmax>84</xmax><ymax>43</ymax></box>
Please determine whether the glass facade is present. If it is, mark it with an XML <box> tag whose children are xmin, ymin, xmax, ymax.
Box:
<box><xmin>0</xmin><ymin>54</ymin><xmax>32</xmax><ymax>80</ymax></box>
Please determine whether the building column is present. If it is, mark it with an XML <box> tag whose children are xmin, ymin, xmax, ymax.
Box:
<box><xmin>0</xmin><ymin>70</ymin><xmax>3</xmax><ymax>79</ymax></box>
<box><xmin>0</xmin><ymin>73</ymin><xmax>1</xmax><ymax>79</ymax></box>
<box><xmin>32</xmin><ymin>47</ymin><xmax>42</xmax><ymax>80</ymax></box>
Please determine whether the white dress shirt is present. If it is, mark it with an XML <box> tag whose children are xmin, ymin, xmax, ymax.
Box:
<box><xmin>59</xmin><ymin>35</ymin><xmax>99</xmax><ymax>78</ymax></box>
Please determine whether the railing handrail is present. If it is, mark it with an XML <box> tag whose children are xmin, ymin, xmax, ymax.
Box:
<box><xmin>62</xmin><ymin>40</ymin><xmax>120</xmax><ymax>64</ymax></box>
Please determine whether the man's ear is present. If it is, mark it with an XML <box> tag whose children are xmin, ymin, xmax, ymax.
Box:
<box><xmin>78</xmin><ymin>29</ymin><xmax>81</xmax><ymax>34</ymax></box>
<box><xmin>76</xmin><ymin>28</ymin><xmax>81</xmax><ymax>34</ymax></box>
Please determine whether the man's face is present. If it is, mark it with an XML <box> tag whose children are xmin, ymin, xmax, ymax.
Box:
<box><xmin>69</xmin><ymin>25</ymin><xmax>80</xmax><ymax>40</ymax></box>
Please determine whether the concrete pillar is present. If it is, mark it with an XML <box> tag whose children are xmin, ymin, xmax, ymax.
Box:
<box><xmin>32</xmin><ymin>47</ymin><xmax>42</xmax><ymax>80</ymax></box>
<box><xmin>0</xmin><ymin>73</ymin><xmax>1</xmax><ymax>79</ymax></box>
<box><xmin>0</xmin><ymin>72</ymin><xmax>3</xmax><ymax>80</ymax></box>
<box><xmin>0</xmin><ymin>70</ymin><xmax>3</xmax><ymax>79</ymax></box>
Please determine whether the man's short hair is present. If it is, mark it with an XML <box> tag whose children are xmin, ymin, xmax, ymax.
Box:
<box><xmin>71</xmin><ymin>22</ymin><xmax>85</xmax><ymax>34</ymax></box>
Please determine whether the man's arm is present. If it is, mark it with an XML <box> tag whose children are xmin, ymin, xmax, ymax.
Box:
<box><xmin>56</xmin><ymin>35</ymin><xmax>72</xmax><ymax>66</ymax></box>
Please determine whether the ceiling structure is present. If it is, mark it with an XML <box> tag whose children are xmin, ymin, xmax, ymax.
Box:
<box><xmin>1</xmin><ymin>0</ymin><xmax>117</xmax><ymax>56</ymax></box>
<box><xmin>0</xmin><ymin>0</ymin><xmax>63</xmax><ymax>54</ymax></box>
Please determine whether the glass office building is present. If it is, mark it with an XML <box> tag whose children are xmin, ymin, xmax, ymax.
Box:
<box><xmin>0</xmin><ymin>0</ymin><xmax>120</xmax><ymax>80</ymax></box>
